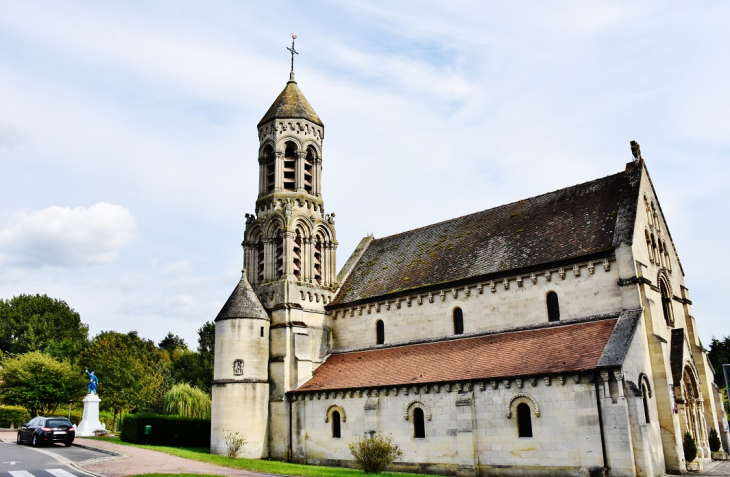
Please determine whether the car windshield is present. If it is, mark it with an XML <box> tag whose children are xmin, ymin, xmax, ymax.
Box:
<box><xmin>46</xmin><ymin>419</ymin><xmax>71</xmax><ymax>427</ymax></box>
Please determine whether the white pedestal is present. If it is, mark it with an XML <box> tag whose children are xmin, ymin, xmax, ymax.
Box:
<box><xmin>76</xmin><ymin>393</ymin><xmax>105</xmax><ymax>437</ymax></box>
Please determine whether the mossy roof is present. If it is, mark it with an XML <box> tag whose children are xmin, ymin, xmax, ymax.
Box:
<box><xmin>330</xmin><ymin>162</ymin><xmax>642</xmax><ymax>306</ymax></box>
<box><xmin>258</xmin><ymin>80</ymin><xmax>323</xmax><ymax>127</ymax></box>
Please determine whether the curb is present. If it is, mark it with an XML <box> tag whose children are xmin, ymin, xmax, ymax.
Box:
<box><xmin>72</xmin><ymin>441</ymin><xmax>124</xmax><ymax>457</ymax></box>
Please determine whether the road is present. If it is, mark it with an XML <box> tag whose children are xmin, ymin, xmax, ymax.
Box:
<box><xmin>0</xmin><ymin>438</ymin><xmax>104</xmax><ymax>477</ymax></box>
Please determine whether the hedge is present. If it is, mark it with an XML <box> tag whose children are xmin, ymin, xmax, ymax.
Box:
<box><xmin>50</xmin><ymin>409</ymin><xmax>114</xmax><ymax>426</ymax></box>
<box><xmin>120</xmin><ymin>413</ymin><xmax>210</xmax><ymax>447</ymax></box>
<box><xmin>0</xmin><ymin>406</ymin><xmax>31</xmax><ymax>428</ymax></box>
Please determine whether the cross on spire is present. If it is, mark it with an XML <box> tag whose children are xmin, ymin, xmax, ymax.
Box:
<box><xmin>287</xmin><ymin>33</ymin><xmax>298</xmax><ymax>80</ymax></box>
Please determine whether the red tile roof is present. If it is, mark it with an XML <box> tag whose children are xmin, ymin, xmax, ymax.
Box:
<box><xmin>294</xmin><ymin>318</ymin><xmax>618</xmax><ymax>392</ymax></box>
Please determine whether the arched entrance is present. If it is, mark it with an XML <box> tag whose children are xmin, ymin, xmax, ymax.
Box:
<box><xmin>681</xmin><ymin>364</ymin><xmax>709</xmax><ymax>459</ymax></box>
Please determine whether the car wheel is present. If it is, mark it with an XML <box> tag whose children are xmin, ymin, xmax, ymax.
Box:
<box><xmin>16</xmin><ymin>433</ymin><xmax>22</xmax><ymax>445</ymax></box>
<box><xmin>31</xmin><ymin>435</ymin><xmax>38</xmax><ymax>447</ymax></box>
<box><xmin>64</xmin><ymin>441</ymin><xmax>72</xmax><ymax>447</ymax></box>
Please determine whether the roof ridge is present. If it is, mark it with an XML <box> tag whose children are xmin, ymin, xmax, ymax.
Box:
<box><xmin>372</xmin><ymin>168</ymin><xmax>629</xmax><ymax>244</ymax></box>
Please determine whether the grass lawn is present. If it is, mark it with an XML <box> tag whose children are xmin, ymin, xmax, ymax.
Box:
<box><xmin>85</xmin><ymin>436</ymin><xmax>425</xmax><ymax>477</ymax></box>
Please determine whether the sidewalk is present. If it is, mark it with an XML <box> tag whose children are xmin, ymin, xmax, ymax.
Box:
<box><xmin>1</xmin><ymin>431</ymin><xmax>271</xmax><ymax>477</ymax></box>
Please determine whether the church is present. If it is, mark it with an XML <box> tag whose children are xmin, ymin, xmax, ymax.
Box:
<box><xmin>210</xmin><ymin>58</ymin><xmax>729</xmax><ymax>476</ymax></box>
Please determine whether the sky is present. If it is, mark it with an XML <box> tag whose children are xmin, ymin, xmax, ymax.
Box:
<box><xmin>1</xmin><ymin>1</ymin><xmax>728</xmax><ymax>349</ymax></box>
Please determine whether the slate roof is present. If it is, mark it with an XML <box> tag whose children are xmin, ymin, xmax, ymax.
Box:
<box><xmin>330</xmin><ymin>162</ymin><xmax>642</xmax><ymax>306</ymax></box>
<box><xmin>258</xmin><ymin>80</ymin><xmax>323</xmax><ymax>127</ymax></box>
<box><xmin>215</xmin><ymin>274</ymin><xmax>269</xmax><ymax>321</ymax></box>
<box><xmin>293</xmin><ymin>317</ymin><xmax>619</xmax><ymax>392</ymax></box>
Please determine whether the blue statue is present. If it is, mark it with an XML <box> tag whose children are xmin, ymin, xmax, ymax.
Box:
<box><xmin>85</xmin><ymin>369</ymin><xmax>99</xmax><ymax>394</ymax></box>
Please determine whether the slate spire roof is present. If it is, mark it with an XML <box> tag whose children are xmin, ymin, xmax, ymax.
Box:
<box><xmin>258</xmin><ymin>78</ymin><xmax>323</xmax><ymax>128</ymax></box>
<box><xmin>215</xmin><ymin>272</ymin><xmax>268</xmax><ymax>321</ymax></box>
<box><xmin>330</xmin><ymin>162</ymin><xmax>642</xmax><ymax>307</ymax></box>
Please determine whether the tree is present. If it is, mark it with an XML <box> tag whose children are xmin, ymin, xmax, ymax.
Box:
<box><xmin>158</xmin><ymin>332</ymin><xmax>187</xmax><ymax>355</ymax></box>
<box><xmin>0</xmin><ymin>294</ymin><xmax>89</xmax><ymax>362</ymax></box>
<box><xmin>0</xmin><ymin>352</ymin><xmax>86</xmax><ymax>417</ymax></box>
<box><xmin>708</xmin><ymin>335</ymin><xmax>730</xmax><ymax>387</ymax></box>
<box><xmin>196</xmin><ymin>321</ymin><xmax>215</xmax><ymax>394</ymax></box>
<box><xmin>163</xmin><ymin>383</ymin><xmax>211</xmax><ymax>419</ymax></box>
<box><xmin>80</xmin><ymin>331</ymin><xmax>167</xmax><ymax>432</ymax></box>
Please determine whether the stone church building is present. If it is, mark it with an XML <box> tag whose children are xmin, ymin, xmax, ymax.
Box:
<box><xmin>210</xmin><ymin>68</ymin><xmax>729</xmax><ymax>476</ymax></box>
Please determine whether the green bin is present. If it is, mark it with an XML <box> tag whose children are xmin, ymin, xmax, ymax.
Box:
<box><xmin>145</xmin><ymin>425</ymin><xmax>152</xmax><ymax>435</ymax></box>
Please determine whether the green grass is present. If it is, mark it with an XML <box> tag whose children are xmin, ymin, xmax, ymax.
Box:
<box><xmin>84</xmin><ymin>436</ymin><xmax>424</xmax><ymax>477</ymax></box>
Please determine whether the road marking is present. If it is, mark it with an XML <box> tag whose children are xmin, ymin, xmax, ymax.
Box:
<box><xmin>2</xmin><ymin>461</ymin><xmax>20</xmax><ymax>465</ymax></box>
<box><xmin>47</xmin><ymin>469</ymin><xmax>77</xmax><ymax>477</ymax></box>
<box><xmin>9</xmin><ymin>471</ymin><xmax>35</xmax><ymax>477</ymax></box>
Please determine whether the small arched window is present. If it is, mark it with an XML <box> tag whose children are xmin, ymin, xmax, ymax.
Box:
<box><xmin>453</xmin><ymin>308</ymin><xmax>464</xmax><ymax>335</ymax></box>
<box><xmin>413</xmin><ymin>407</ymin><xmax>425</xmax><ymax>438</ymax></box>
<box><xmin>645</xmin><ymin>230</ymin><xmax>653</xmax><ymax>263</ymax></box>
<box><xmin>663</xmin><ymin>241</ymin><xmax>671</xmax><ymax>272</ymax></box>
<box><xmin>376</xmin><ymin>320</ymin><xmax>384</xmax><ymax>345</ymax></box>
<box><xmin>660</xmin><ymin>280</ymin><xmax>673</xmax><ymax>326</ymax></box>
<box><xmin>517</xmin><ymin>403</ymin><xmax>533</xmax><ymax>438</ymax></box>
<box><xmin>332</xmin><ymin>410</ymin><xmax>341</xmax><ymax>438</ymax></box>
<box><xmin>547</xmin><ymin>292</ymin><xmax>560</xmax><ymax>322</ymax></box>
<box><xmin>650</xmin><ymin>234</ymin><xmax>658</xmax><ymax>264</ymax></box>
<box><xmin>641</xmin><ymin>383</ymin><xmax>651</xmax><ymax>424</ymax></box>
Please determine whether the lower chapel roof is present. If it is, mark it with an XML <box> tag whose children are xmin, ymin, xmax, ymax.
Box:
<box><xmin>293</xmin><ymin>310</ymin><xmax>642</xmax><ymax>393</ymax></box>
<box><xmin>329</xmin><ymin>162</ymin><xmax>641</xmax><ymax>307</ymax></box>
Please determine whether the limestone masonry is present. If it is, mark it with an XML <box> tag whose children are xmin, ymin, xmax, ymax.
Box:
<box><xmin>210</xmin><ymin>69</ymin><xmax>730</xmax><ymax>477</ymax></box>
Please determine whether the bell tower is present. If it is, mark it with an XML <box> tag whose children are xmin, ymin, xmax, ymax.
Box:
<box><xmin>240</xmin><ymin>36</ymin><xmax>338</xmax><ymax>460</ymax></box>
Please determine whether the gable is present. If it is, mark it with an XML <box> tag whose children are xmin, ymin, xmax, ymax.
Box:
<box><xmin>330</xmin><ymin>162</ymin><xmax>642</xmax><ymax>307</ymax></box>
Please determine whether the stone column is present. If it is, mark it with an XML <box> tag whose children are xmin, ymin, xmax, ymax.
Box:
<box><xmin>296</xmin><ymin>151</ymin><xmax>306</xmax><ymax>192</ymax></box>
<box><xmin>275</xmin><ymin>151</ymin><xmax>284</xmax><ymax>191</ymax></box>
<box><xmin>329</xmin><ymin>243</ymin><xmax>337</xmax><ymax>287</ymax></box>
<box><xmin>263</xmin><ymin>238</ymin><xmax>275</xmax><ymax>281</ymax></box>
<box><xmin>282</xmin><ymin>231</ymin><xmax>296</xmax><ymax>278</ymax></box>
<box><xmin>301</xmin><ymin>237</ymin><xmax>312</xmax><ymax>282</ymax></box>
<box><xmin>314</xmin><ymin>158</ymin><xmax>323</xmax><ymax>196</ymax></box>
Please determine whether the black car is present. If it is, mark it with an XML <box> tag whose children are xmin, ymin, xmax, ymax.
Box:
<box><xmin>17</xmin><ymin>416</ymin><xmax>75</xmax><ymax>447</ymax></box>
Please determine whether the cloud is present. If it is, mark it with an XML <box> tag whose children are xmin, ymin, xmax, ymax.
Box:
<box><xmin>0</xmin><ymin>120</ymin><xmax>29</xmax><ymax>149</ymax></box>
<box><xmin>0</xmin><ymin>203</ymin><xmax>136</xmax><ymax>267</ymax></box>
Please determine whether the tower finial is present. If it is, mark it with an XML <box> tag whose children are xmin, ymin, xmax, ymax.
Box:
<box><xmin>287</xmin><ymin>33</ymin><xmax>298</xmax><ymax>82</ymax></box>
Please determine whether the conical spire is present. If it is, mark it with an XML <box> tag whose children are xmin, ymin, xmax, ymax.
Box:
<box><xmin>257</xmin><ymin>79</ymin><xmax>323</xmax><ymax>127</ymax></box>
<box><xmin>215</xmin><ymin>271</ymin><xmax>268</xmax><ymax>321</ymax></box>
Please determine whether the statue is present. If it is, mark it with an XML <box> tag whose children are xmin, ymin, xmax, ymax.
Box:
<box><xmin>85</xmin><ymin>369</ymin><xmax>99</xmax><ymax>394</ymax></box>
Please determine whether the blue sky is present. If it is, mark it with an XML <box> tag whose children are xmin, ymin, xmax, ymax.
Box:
<box><xmin>1</xmin><ymin>1</ymin><xmax>728</xmax><ymax>348</ymax></box>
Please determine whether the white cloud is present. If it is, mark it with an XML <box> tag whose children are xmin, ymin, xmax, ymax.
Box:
<box><xmin>0</xmin><ymin>203</ymin><xmax>136</xmax><ymax>267</ymax></box>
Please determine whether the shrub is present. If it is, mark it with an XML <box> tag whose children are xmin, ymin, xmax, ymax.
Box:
<box><xmin>224</xmin><ymin>431</ymin><xmax>247</xmax><ymax>458</ymax></box>
<box><xmin>163</xmin><ymin>383</ymin><xmax>211</xmax><ymax>419</ymax></box>
<box><xmin>120</xmin><ymin>413</ymin><xmax>210</xmax><ymax>447</ymax></box>
<box><xmin>709</xmin><ymin>427</ymin><xmax>721</xmax><ymax>453</ymax></box>
<box><xmin>683</xmin><ymin>431</ymin><xmax>698</xmax><ymax>463</ymax></box>
<box><xmin>349</xmin><ymin>432</ymin><xmax>403</xmax><ymax>474</ymax></box>
<box><xmin>0</xmin><ymin>406</ymin><xmax>31</xmax><ymax>428</ymax></box>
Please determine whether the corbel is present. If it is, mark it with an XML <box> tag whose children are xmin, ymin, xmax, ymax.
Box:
<box><xmin>573</xmin><ymin>264</ymin><xmax>580</xmax><ymax>277</ymax></box>
<box><xmin>530</xmin><ymin>273</ymin><xmax>537</xmax><ymax>285</ymax></box>
<box><xmin>559</xmin><ymin>267</ymin><xmax>566</xmax><ymax>280</ymax></box>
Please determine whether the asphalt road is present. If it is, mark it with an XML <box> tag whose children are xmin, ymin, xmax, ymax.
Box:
<box><xmin>0</xmin><ymin>438</ymin><xmax>102</xmax><ymax>477</ymax></box>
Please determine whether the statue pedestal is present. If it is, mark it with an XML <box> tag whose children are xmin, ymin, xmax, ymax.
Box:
<box><xmin>76</xmin><ymin>393</ymin><xmax>105</xmax><ymax>436</ymax></box>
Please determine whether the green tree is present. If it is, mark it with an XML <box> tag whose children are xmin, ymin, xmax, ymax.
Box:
<box><xmin>0</xmin><ymin>294</ymin><xmax>89</xmax><ymax>361</ymax></box>
<box><xmin>163</xmin><ymin>383</ymin><xmax>211</xmax><ymax>419</ymax></box>
<box><xmin>158</xmin><ymin>332</ymin><xmax>187</xmax><ymax>355</ymax></box>
<box><xmin>0</xmin><ymin>352</ymin><xmax>86</xmax><ymax>416</ymax></box>
<box><xmin>196</xmin><ymin>321</ymin><xmax>214</xmax><ymax>394</ymax></box>
<box><xmin>80</xmin><ymin>331</ymin><xmax>167</xmax><ymax>432</ymax></box>
<box><xmin>708</xmin><ymin>335</ymin><xmax>730</xmax><ymax>387</ymax></box>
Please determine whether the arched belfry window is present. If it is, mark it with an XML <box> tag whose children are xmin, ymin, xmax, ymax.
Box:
<box><xmin>413</xmin><ymin>407</ymin><xmax>425</xmax><ymax>438</ymax></box>
<box><xmin>376</xmin><ymin>320</ymin><xmax>384</xmax><ymax>345</ymax></box>
<box><xmin>293</xmin><ymin>232</ymin><xmax>302</xmax><ymax>281</ymax></box>
<box><xmin>275</xmin><ymin>232</ymin><xmax>284</xmax><ymax>280</ymax></box>
<box><xmin>304</xmin><ymin>147</ymin><xmax>315</xmax><ymax>194</ymax></box>
<box><xmin>256</xmin><ymin>240</ymin><xmax>265</xmax><ymax>282</ymax></box>
<box><xmin>660</xmin><ymin>280</ymin><xmax>674</xmax><ymax>326</ymax></box>
<box><xmin>332</xmin><ymin>411</ymin><xmax>341</xmax><ymax>438</ymax></box>
<box><xmin>283</xmin><ymin>142</ymin><xmax>297</xmax><ymax>191</ymax></box>
<box><xmin>453</xmin><ymin>308</ymin><xmax>464</xmax><ymax>335</ymax></box>
<box><xmin>547</xmin><ymin>292</ymin><xmax>560</xmax><ymax>322</ymax></box>
<box><xmin>645</xmin><ymin>230</ymin><xmax>653</xmax><ymax>263</ymax></box>
<box><xmin>263</xmin><ymin>145</ymin><xmax>275</xmax><ymax>194</ymax></box>
<box><xmin>517</xmin><ymin>403</ymin><xmax>533</xmax><ymax>438</ymax></box>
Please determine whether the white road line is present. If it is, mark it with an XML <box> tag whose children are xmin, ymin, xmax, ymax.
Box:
<box><xmin>46</xmin><ymin>469</ymin><xmax>77</xmax><ymax>477</ymax></box>
<box><xmin>9</xmin><ymin>471</ymin><xmax>36</xmax><ymax>477</ymax></box>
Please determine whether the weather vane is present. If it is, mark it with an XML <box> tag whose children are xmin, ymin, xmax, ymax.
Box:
<box><xmin>287</xmin><ymin>33</ymin><xmax>298</xmax><ymax>74</ymax></box>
